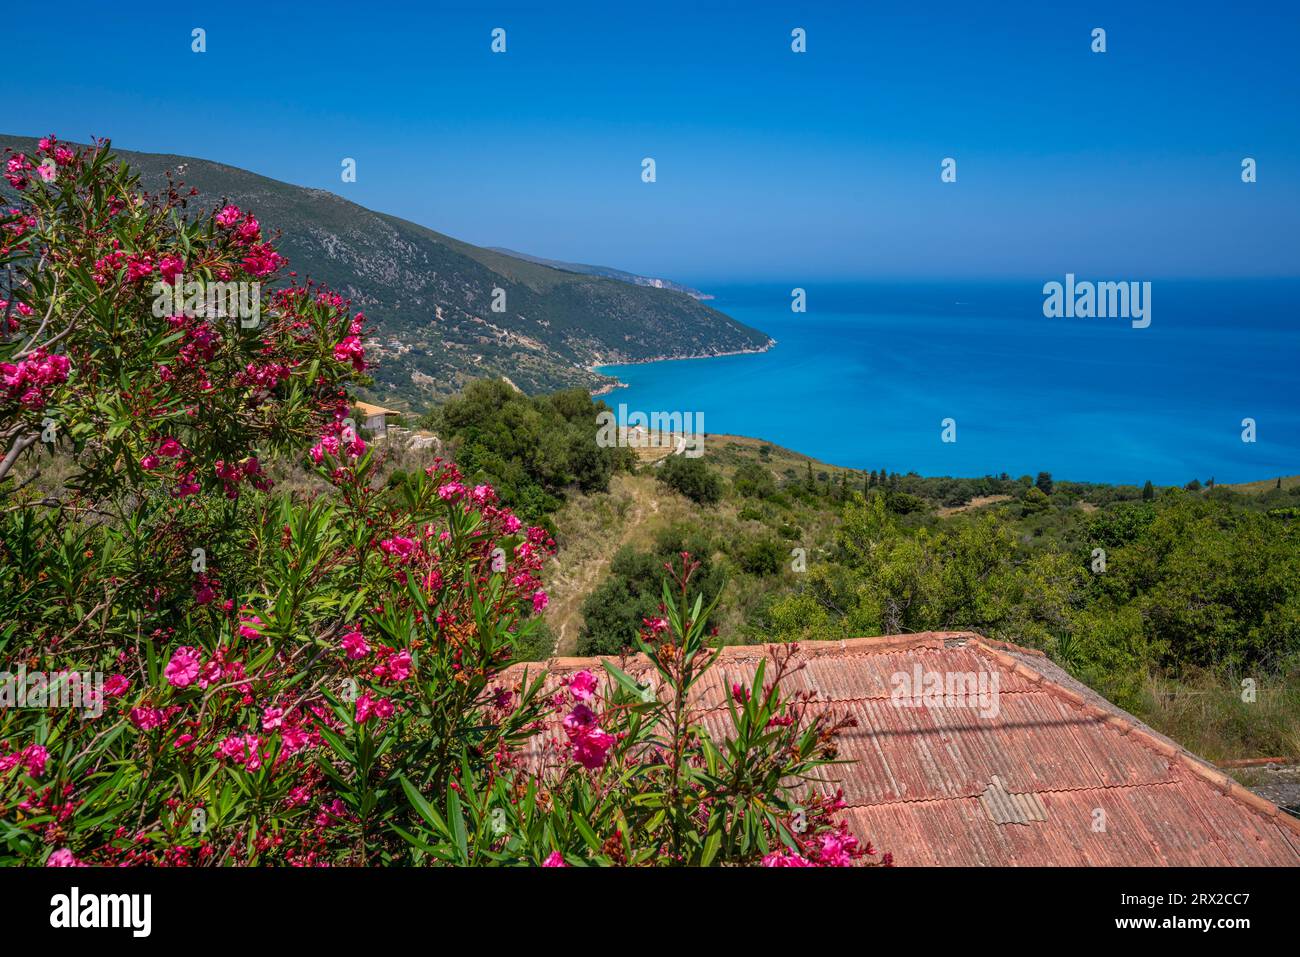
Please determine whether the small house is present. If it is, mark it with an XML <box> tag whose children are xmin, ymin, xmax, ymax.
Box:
<box><xmin>354</xmin><ymin>401</ymin><xmax>402</xmax><ymax>438</ymax></box>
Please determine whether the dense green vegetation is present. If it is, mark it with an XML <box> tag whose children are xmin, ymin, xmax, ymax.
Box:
<box><xmin>576</xmin><ymin>525</ymin><xmax>726</xmax><ymax>656</ymax></box>
<box><xmin>656</xmin><ymin>455</ymin><xmax>724</xmax><ymax>505</ymax></box>
<box><xmin>764</xmin><ymin>490</ymin><xmax>1300</xmax><ymax>705</ymax></box>
<box><xmin>390</xmin><ymin>379</ymin><xmax>1299</xmax><ymax>762</ymax></box>
<box><xmin>565</xmin><ymin>437</ymin><xmax>1300</xmax><ymax>758</ymax></box>
<box><xmin>419</xmin><ymin>379</ymin><xmax>634</xmax><ymax>526</ymax></box>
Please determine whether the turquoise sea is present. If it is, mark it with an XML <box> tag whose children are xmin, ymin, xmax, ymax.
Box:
<box><xmin>596</xmin><ymin>281</ymin><xmax>1300</xmax><ymax>486</ymax></box>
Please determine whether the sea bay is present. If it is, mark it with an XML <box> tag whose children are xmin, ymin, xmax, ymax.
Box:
<box><xmin>596</xmin><ymin>280</ymin><xmax>1300</xmax><ymax>485</ymax></box>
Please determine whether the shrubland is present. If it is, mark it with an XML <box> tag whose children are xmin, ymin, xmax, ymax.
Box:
<box><xmin>0</xmin><ymin>139</ymin><xmax>878</xmax><ymax>867</ymax></box>
<box><xmin>554</xmin><ymin>438</ymin><xmax>1300</xmax><ymax>763</ymax></box>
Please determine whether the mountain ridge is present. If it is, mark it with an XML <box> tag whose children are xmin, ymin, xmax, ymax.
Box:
<box><xmin>1</xmin><ymin>134</ymin><xmax>772</xmax><ymax>410</ymax></box>
<box><xmin>486</xmin><ymin>247</ymin><xmax>713</xmax><ymax>300</ymax></box>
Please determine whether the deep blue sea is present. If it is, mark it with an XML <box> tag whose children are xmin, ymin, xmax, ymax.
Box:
<box><xmin>596</xmin><ymin>281</ymin><xmax>1300</xmax><ymax>486</ymax></box>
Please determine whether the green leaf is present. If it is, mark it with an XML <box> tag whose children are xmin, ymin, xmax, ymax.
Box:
<box><xmin>571</xmin><ymin>811</ymin><xmax>602</xmax><ymax>853</ymax></box>
<box><xmin>447</xmin><ymin>789</ymin><xmax>468</xmax><ymax>862</ymax></box>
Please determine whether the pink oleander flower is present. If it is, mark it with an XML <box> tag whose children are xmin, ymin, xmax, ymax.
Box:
<box><xmin>542</xmin><ymin>851</ymin><xmax>568</xmax><ymax>867</ymax></box>
<box><xmin>164</xmin><ymin>646</ymin><xmax>202</xmax><ymax>687</ymax></box>
<box><xmin>103</xmin><ymin>674</ymin><xmax>129</xmax><ymax>698</ymax></box>
<box><xmin>308</xmin><ymin>433</ymin><xmax>340</xmax><ymax>464</ymax></box>
<box><xmin>275</xmin><ymin>725</ymin><xmax>307</xmax><ymax>756</ymax></box>
<box><xmin>532</xmin><ymin>589</ymin><xmax>549</xmax><ymax>613</ymax></box>
<box><xmin>355</xmin><ymin>693</ymin><xmax>376</xmax><ymax>724</ymax></box>
<box><xmin>20</xmin><ymin>744</ymin><xmax>49</xmax><ymax>777</ymax></box>
<box><xmin>262</xmin><ymin>706</ymin><xmax>284</xmax><ymax>731</ymax></box>
<box><xmin>140</xmin><ymin>452</ymin><xmax>159</xmax><ymax>470</ymax></box>
<box><xmin>126</xmin><ymin>254</ymin><xmax>154</xmax><ymax>281</ymax></box>
<box><xmin>762</xmin><ymin>849</ymin><xmax>815</xmax><ymax>867</ymax></box>
<box><xmin>1</xmin><ymin>348</ymin><xmax>71</xmax><ymax>409</ymax></box>
<box><xmin>569</xmin><ymin>670</ymin><xmax>597</xmax><ymax>703</ymax></box>
<box><xmin>379</xmin><ymin>536</ymin><xmax>417</xmax><ymax>560</ymax></box>
<box><xmin>215</xmin><ymin>204</ymin><xmax>242</xmax><ymax>228</ymax></box>
<box><xmin>238</xmin><ymin>614</ymin><xmax>263</xmax><ymax>638</ymax></box>
<box><xmin>236</xmin><ymin>216</ymin><xmax>261</xmax><ymax>243</ymax></box>
<box><xmin>159</xmin><ymin>254</ymin><xmax>185</xmax><ymax>283</ymax></box>
<box><xmin>129</xmin><ymin>706</ymin><xmax>164</xmax><ymax>731</ymax></box>
<box><xmin>341</xmin><ymin>630</ymin><xmax>369</xmax><ymax>659</ymax></box>
<box><xmin>815</xmin><ymin>831</ymin><xmax>859</xmax><ymax>867</ymax></box>
<box><xmin>562</xmin><ymin>703</ymin><xmax>597</xmax><ymax>738</ymax></box>
<box><xmin>562</xmin><ymin>703</ymin><xmax>615</xmax><ymax>769</ymax></box>
<box><xmin>216</xmin><ymin>733</ymin><xmax>264</xmax><ymax>771</ymax></box>
<box><xmin>436</xmin><ymin>481</ymin><xmax>466</xmax><ymax>502</ymax></box>
<box><xmin>332</xmin><ymin>334</ymin><xmax>366</xmax><ymax>371</ymax></box>
<box><xmin>239</xmin><ymin>243</ymin><xmax>283</xmax><ymax>277</ymax></box>
<box><xmin>156</xmin><ymin>436</ymin><xmax>184</xmax><ymax>458</ymax></box>
<box><xmin>385</xmin><ymin>650</ymin><xmax>412</xmax><ymax>683</ymax></box>
<box><xmin>572</xmin><ymin>728</ymin><xmax>615</xmax><ymax>770</ymax></box>
<box><xmin>46</xmin><ymin>848</ymin><xmax>82</xmax><ymax>867</ymax></box>
<box><xmin>4</xmin><ymin>154</ymin><xmax>32</xmax><ymax>189</ymax></box>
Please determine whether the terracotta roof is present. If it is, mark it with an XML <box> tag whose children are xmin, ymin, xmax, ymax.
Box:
<box><xmin>354</xmin><ymin>400</ymin><xmax>401</xmax><ymax>416</ymax></box>
<box><xmin>506</xmin><ymin>632</ymin><xmax>1300</xmax><ymax>866</ymax></box>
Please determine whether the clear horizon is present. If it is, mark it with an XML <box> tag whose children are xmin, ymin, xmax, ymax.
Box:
<box><xmin>6</xmin><ymin>0</ymin><xmax>1298</xmax><ymax>283</ymax></box>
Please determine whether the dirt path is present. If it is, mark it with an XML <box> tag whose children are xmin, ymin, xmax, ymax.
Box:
<box><xmin>544</xmin><ymin>476</ymin><xmax>661</xmax><ymax>656</ymax></box>
<box><xmin>937</xmin><ymin>494</ymin><xmax>1011</xmax><ymax>517</ymax></box>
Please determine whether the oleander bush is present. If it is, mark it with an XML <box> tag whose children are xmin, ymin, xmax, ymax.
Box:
<box><xmin>0</xmin><ymin>138</ymin><xmax>880</xmax><ymax>867</ymax></box>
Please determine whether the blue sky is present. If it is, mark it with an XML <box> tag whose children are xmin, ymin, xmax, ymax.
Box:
<box><xmin>7</xmin><ymin>0</ymin><xmax>1298</xmax><ymax>282</ymax></box>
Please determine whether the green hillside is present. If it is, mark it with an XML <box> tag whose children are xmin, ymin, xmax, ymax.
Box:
<box><xmin>1</xmin><ymin>135</ymin><xmax>771</xmax><ymax>409</ymax></box>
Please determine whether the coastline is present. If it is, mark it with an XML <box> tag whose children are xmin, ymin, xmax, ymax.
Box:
<box><xmin>586</xmin><ymin>337</ymin><xmax>776</xmax><ymax>397</ymax></box>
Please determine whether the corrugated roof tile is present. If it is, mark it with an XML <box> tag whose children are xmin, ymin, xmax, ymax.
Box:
<box><xmin>500</xmin><ymin>632</ymin><xmax>1300</xmax><ymax>865</ymax></box>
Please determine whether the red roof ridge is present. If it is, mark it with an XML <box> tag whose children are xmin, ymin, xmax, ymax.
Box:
<box><xmin>515</xmin><ymin>631</ymin><xmax>1300</xmax><ymax>840</ymax></box>
<box><xmin>534</xmin><ymin>631</ymin><xmax>976</xmax><ymax>674</ymax></box>
<box><xmin>960</xmin><ymin>634</ymin><xmax>1300</xmax><ymax>840</ymax></box>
